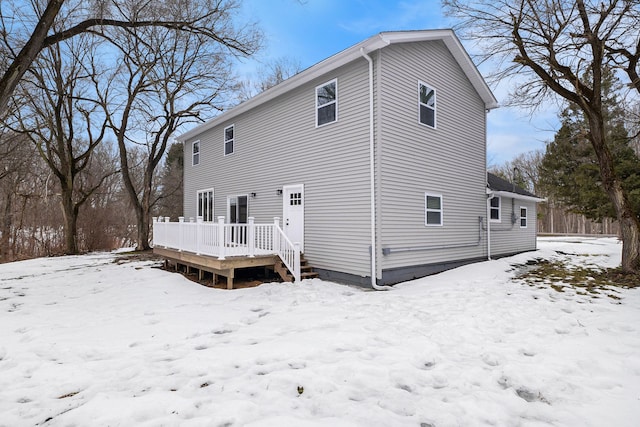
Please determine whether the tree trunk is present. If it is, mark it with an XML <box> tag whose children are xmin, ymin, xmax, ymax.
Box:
<box><xmin>134</xmin><ymin>205</ymin><xmax>151</xmax><ymax>251</ymax></box>
<box><xmin>0</xmin><ymin>192</ymin><xmax>13</xmax><ymax>262</ymax></box>
<box><xmin>588</xmin><ymin>115</ymin><xmax>640</xmax><ymax>272</ymax></box>
<box><xmin>60</xmin><ymin>188</ymin><xmax>79</xmax><ymax>254</ymax></box>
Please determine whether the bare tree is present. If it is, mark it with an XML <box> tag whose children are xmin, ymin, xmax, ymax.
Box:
<box><xmin>0</xmin><ymin>130</ymin><xmax>34</xmax><ymax>261</ymax></box>
<box><xmin>99</xmin><ymin>6</ymin><xmax>256</xmax><ymax>250</ymax></box>
<box><xmin>446</xmin><ymin>0</ymin><xmax>640</xmax><ymax>272</ymax></box>
<box><xmin>6</xmin><ymin>34</ymin><xmax>117</xmax><ymax>254</ymax></box>
<box><xmin>489</xmin><ymin>150</ymin><xmax>543</xmax><ymax>194</ymax></box>
<box><xmin>0</xmin><ymin>0</ymin><xmax>259</xmax><ymax>117</ymax></box>
<box><xmin>233</xmin><ymin>56</ymin><xmax>302</xmax><ymax>104</ymax></box>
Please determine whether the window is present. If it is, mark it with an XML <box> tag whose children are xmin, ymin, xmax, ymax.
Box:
<box><xmin>197</xmin><ymin>189</ymin><xmax>214</xmax><ymax>222</ymax></box>
<box><xmin>224</xmin><ymin>125</ymin><xmax>234</xmax><ymax>156</ymax></box>
<box><xmin>425</xmin><ymin>193</ymin><xmax>443</xmax><ymax>226</ymax></box>
<box><xmin>192</xmin><ymin>141</ymin><xmax>200</xmax><ymax>166</ymax></box>
<box><xmin>316</xmin><ymin>79</ymin><xmax>337</xmax><ymax>126</ymax></box>
<box><xmin>520</xmin><ymin>207</ymin><xmax>528</xmax><ymax>228</ymax></box>
<box><xmin>418</xmin><ymin>81</ymin><xmax>436</xmax><ymax>128</ymax></box>
<box><xmin>490</xmin><ymin>196</ymin><xmax>501</xmax><ymax>222</ymax></box>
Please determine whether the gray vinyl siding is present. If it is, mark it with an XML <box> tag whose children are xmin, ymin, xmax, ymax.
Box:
<box><xmin>490</xmin><ymin>198</ymin><xmax>537</xmax><ymax>256</ymax></box>
<box><xmin>183</xmin><ymin>59</ymin><xmax>373</xmax><ymax>278</ymax></box>
<box><xmin>377</xmin><ymin>41</ymin><xmax>488</xmax><ymax>270</ymax></box>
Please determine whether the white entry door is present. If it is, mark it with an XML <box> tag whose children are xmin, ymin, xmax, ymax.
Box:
<box><xmin>282</xmin><ymin>184</ymin><xmax>304</xmax><ymax>252</ymax></box>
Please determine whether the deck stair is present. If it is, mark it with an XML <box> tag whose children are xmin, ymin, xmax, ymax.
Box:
<box><xmin>275</xmin><ymin>253</ymin><xmax>319</xmax><ymax>282</ymax></box>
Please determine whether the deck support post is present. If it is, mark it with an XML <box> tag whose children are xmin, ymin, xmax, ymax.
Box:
<box><xmin>227</xmin><ymin>269</ymin><xmax>234</xmax><ymax>290</ymax></box>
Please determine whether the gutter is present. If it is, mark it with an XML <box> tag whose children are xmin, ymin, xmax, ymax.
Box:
<box><xmin>361</xmin><ymin>47</ymin><xmax>392</xmax><ymax>291</ymax></box>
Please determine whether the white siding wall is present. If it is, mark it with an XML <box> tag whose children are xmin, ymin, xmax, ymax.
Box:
<box><xmin>183</xmin><ymin>60</ymin><xmax>373</xmax><ymax>277</ymax></box>
<box><xmin>377</xmin><ymin>41</ymin><xmax>489</xmax><ymax>270</ymax></box>
<box><xmin>490</xmin><ymin>198</ymin><xmax>537</xmax><ymax>256</ymax></box>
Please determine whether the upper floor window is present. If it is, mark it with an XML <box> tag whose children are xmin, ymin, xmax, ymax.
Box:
<box><xmin>425</xmin><ymin>193</ymin><xmax>443</xmax><ymax>226</ymax></box>
<box><xmin>490</xmin><ymin>196</ymin><xmax>501</xmax><ymax>222</ymax></box>
<box><xmin>316</xmin><ymin>79</ymin><xmax>337</xmax><ymax>127</ymax></box>
<box><xmin>224</xmin><ymin>125</ymin><xmax>234</xmax><ymax>156</ymax></box>
<box><xmin>418</xmin><ymin>81</ymin><xmax>436</xmax><ymax>128</ymax></box>
<box><xmin>520</xmin><ymin>207</ymin><xmax>528</xmax><ymax>228</ymax></box>
<box><xmin>192</xmin><ymin>141</ymin><xmax>200</xmax><ymax>166</ymax></box>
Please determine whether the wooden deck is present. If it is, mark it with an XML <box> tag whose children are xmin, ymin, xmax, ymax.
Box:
<box><xmin>154</xmin><ymin>247</ymin><xmax>280</xmax><ymax>289</ymax></box>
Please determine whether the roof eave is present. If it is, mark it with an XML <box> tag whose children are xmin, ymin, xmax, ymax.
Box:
<box><xmin>487</xmin><ymin>188</ymin><xmax>546</xmax><ymax>203</ymax></box>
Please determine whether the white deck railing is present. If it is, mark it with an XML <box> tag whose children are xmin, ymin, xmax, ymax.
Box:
<box><xmin>152</xmin><ymin>216</ymin><xmax>301</xmax><ymax>282</ymax></box>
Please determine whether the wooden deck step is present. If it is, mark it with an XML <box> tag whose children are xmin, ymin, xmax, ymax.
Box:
<box><xmin>274</xmin><ymin>253</ymin><xmax>319</xmax><ymax>282</ymax></box>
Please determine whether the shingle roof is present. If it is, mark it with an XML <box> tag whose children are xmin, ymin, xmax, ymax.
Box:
<box><xmin>487</xmin><ymin>172</ymin><xmax>539</xmax><ymax>198</ymax></box>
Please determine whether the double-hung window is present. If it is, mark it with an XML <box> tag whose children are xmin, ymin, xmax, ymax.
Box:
<box><xmin>197</xmin><ymin>189</ymin><xmax>214</xmax><ymax>222</ymax></box>
<box><xmin>224</xmin><ymin>125</ymin><xmax>234</xmax><ymax>156</ymax></box>
<box><xmin>490</xmin><ymin>196</ymin><xmax>501</xmax><ymax>222</ymax></box>
<box><xmin>316</xmin><ymin>79</ymin><xmax>337</xmax><ymax>127</ymax></box>
<box><xmin>192</xmin><ymin>141</ymin><xmax>200</xmax><ymax>166</ymax></box>
<box><xmin>418</xmin><ymin>81</ymin><xmax>436</xmax><ymax>128</ymax></box>
<box><xmin>520</xmin><ymin>207</ymin><xmax>528</xmax><ymax>228</ymax></box>
<box><xmin>425</xmin><ymin>193</ymin><xmax>443</xmax><ymax>226</ymax></box>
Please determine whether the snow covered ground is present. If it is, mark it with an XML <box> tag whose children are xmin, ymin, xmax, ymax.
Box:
<box><xmin>1</xmin><ymin>237</ymin><xmax>639</xmax><ymax>426</ymax></box>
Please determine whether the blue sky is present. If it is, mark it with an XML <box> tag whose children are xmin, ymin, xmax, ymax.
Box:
<box><xmin>238</xmin><ymin>0</ymin><xmax>558</xmax><ymax>167</ymax></box>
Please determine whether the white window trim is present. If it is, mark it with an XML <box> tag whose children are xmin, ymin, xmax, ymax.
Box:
<box><xmin>425</xmin><ymin>193</ymin><xmax>443</xmax><ymax>227</ymax></box>
<box><xmin>490</xmin><ymin>196</ymin><xmax>501</xmax><ymax>223</ymax></box>
<box><xmin>192</xmin><ymin>140</ymin><xmax>200</xmax><ymax>166</ymax></box>
<box><xmin>520</xmin><ymin>206</ymin><xmax>528</xmax><ymax>228</ymax></box>
<box><xmin>196</xmin><ymin>188</ymin><xmax>214</xmax><ymax>222</ymax></box>
<box><xmin>226</xmin><ymin>194</ymin><xmax>249</xmax><ymax>223</ymax></box>
<box><xmin>315</xmin><ymin>78</ymin><xmax>338</xmax><ymax>128</ymax></box>
<box><xmin>224</xmin><ymin>124</ymin><xmax>234</xmax><ymax>156</ymax></box>
<box><xmin>418</xmin><ymin>80</ymin><xmax>436</xmax><ymax>129</ymax></box>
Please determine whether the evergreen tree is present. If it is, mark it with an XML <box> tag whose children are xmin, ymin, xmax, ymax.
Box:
<box><xmin>540</xmin><ymin>71</ymin><xmax>640</xmax><ymax>221</ymax></box>
<box><xmin>156</xmin><ymin>142</ymin><xmax>184</xmax><ymax>221</ymax></box>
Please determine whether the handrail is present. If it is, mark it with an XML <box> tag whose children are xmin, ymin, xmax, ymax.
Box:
<box><xmin>272</xmin><ymin>217</ymin><xmax>301</xmax><ymax>282</ymax></box>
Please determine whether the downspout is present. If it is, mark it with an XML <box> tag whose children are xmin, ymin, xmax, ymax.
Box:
<box><xmin>485</xmin><ymin>107</ymin><xmax>491</xmax><ymax>261</ymax></box>
<box><xmin>486</xmin><ymin>191</ymin><xmax>492</xmax><ymax>260</ymax></box>
<box><xmin>361</xmin><ymin>47</ymin><xmax>392</xmax><ymax>291</ymax></box>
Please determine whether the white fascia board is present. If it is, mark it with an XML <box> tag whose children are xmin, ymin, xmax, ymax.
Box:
<box><xmin>178</xmin><ymin>29</ymin><xmax>498</xmax><ymax>142</ymax></box>
<box><xmin>487</xmin><ymin>188</ymin><xmax>547</xmax><ymax>203</ymax></box>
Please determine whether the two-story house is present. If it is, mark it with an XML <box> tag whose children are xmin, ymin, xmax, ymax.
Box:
<box><xmin>153</xmin><ymin>29</ymin><xmax>543</xmax><ymax>289</ymax></box>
